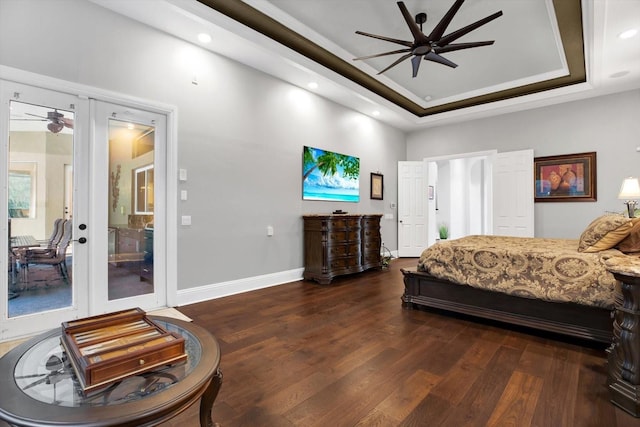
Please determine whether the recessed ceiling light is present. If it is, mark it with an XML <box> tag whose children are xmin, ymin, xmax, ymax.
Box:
<box><xmin>307</xmin><ymin>82</ymin><xmax>318</xmax><ymax>89</ymax></box>
<box><xmin>372</xmin><ymin>110</ymin><xmax>380</xmax><ymax>117</ymax></box>
<box><xmin>424</xmin><ymin>95</ymin><xmax>433</xmax><ymax>101</ymax></box>
<box><xmin>198</xmin><ymin>33</ymin><xmax>212</xmax><ymax>43</ymax></box>
<box><xmin>619</xmin><ymin>29</ymin><xmax>638</xmax><ymax>39</ymax></box>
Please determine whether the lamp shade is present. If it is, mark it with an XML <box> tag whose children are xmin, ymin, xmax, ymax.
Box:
<box><xmin>618</xmin><ymin>177</ymin><xmax>640</xmax><ymax>199</ymax></box>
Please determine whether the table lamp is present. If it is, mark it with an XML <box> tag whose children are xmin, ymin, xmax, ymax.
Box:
<box><xmin>618</xmin><ymin>177</ymin><xmax>640</xmax><ymax>218</ymax></box>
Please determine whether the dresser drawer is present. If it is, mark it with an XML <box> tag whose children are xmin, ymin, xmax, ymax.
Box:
<box><xmin>329</xmin><ymin>218</ymin><xmax>360</xmax><ymax>229</ymax></box>
<box><xmin>362</xmin><ymin>217</ymin><xmax>380</xmax><ymax>228</ymax></box>
<box><xmin>328</xmin><ymin>230</ymin><xmax>360</xmax><ymax>243</ymax></box>
<box><xmin>328</xmin><ymin>243</ymin><xmax>360</xmax><ymax>258</ymax></box>
<box><xmin>329</xmin><ymin>256</ymin><xmax>360</xmax><ymax>270</ymax></box>
<box><xmin>363</xmin><ymin>238</ymin><xmax>381</xmax><ymax>251</ymax></box>
<box><xmin>363</xmin><ymin>252</ymin><xmax>382</xmax><ymax>264</ymax></box>
<box><xmin>363</xmin><ymin>228</ymin><xmax>380</xmax><ymax>239</ymax></box>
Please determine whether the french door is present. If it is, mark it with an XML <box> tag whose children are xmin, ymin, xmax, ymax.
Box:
<box><xmin>90</xmin><ymin>100</ymin><xmax>167</xmax><ymax>314</ymax></box>
<box><xmin>1</xmin><ymin>82</ymin><xmax>167</xmax><ymax>341</ymax></box>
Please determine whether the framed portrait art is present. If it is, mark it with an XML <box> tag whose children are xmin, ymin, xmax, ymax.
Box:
<box><xmin>370</xmin><ymin>173</ymin><xmax>383</xmax><ymax>200</ymax></box>
<box><xmin>534</xmin><ymin>152</ymin><xmax>597</xmax><ymax>202</ymax></box>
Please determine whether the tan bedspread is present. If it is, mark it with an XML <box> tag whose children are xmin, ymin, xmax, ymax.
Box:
<box><xmin>417</xmin><ymin>235</ymin><xmax>624</xmax><ymax>309</ymax></box>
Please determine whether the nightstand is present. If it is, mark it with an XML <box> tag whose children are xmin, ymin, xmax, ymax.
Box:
<box><xmin>605</xmin><ymin>257</ymin><xmax>640</xmax><ymax>417</ymax></box>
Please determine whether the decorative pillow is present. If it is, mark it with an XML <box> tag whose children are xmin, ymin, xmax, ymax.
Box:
<box><xmin>617</xmin><ymin>218</ymin><xmax>640</xmax><ymax>253</ymax></box>
<box><xmin>578</xmin><ymin>214</ymin><xmax>633</xmax><ymax>253</ymax></box>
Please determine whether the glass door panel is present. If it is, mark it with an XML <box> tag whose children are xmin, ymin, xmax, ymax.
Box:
<box><xmin>107</xmin><ymin>119</ymin><xmax>155</xmax><ymax>300</ymax></box>
<box><xmin>7</xmin><ymin>100</ymin><xmax>75</xmax><ymax>317</ymax></box>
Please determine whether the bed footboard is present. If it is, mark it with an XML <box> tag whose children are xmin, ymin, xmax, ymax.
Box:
<box><xmin>401</xmin><ymin>268</ymin><xmax>613</xmax><ymax>344</ymax></box>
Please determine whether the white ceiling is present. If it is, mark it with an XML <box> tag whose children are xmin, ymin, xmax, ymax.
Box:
<box><xmin>254</xmin><ymin>0</ymin><xmax>566</xmax><ymax>107</ymax></box>
<box><xmin>90</xmin><ymin>0</ymin><xmax>640</xmax><ymax>131</ymax></box>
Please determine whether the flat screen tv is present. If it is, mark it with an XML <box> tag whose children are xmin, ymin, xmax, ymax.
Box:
<box><xmin>303</xmin><ymin>146</ymin><xmax>360</xmax><ymax>202</ymax></box>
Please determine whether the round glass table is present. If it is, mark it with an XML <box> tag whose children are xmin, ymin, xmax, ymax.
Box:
<box><xmin>0</xmin><ymin>316</ymin><xmax>222</xmax><ymax>426</ymax></box>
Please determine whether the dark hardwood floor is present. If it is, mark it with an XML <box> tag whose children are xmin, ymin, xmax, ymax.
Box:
<box><xmin>165</xmin><ymin>258</ymin><xmax>640</xmax><ymax>427</ymax></box>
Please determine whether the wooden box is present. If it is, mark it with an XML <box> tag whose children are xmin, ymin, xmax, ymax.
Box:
<box><xmin>60</xmin><ymin>308</ymin><xmax>187</xmax><ymax>394</ymax></box>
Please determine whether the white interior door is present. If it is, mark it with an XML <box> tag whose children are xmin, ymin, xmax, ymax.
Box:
<box><xmin>397</xmin><ymin>161</ymin><xmax>428</xmax><ymax>257</ymax></box>
<box><xmin>493</xmin><ymin>149</ymin><xmax>534</xmax><ymax>236</ymax></box>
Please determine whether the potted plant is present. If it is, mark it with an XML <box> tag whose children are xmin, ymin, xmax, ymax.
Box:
<box><xmin>380</xmin><ymin>244</ymin><xmax>392</xmax><ymax>269</ymax></box>
<box><xmin>438</xmin><ymin>224</ymin><xmax>449</xmax><ymax>240</ymax></box>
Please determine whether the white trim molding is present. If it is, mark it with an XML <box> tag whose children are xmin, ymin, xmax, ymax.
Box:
<box><xmin>175</xmin><ymin>268</ymin><xmax>305</xmax><ymax>307</ymax></box>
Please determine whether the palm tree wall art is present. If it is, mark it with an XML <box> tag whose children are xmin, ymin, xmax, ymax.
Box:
<box><xmin>302</xmin><ymin>146</ymin><xmax>360</xmax><ymax>202</ymax></box>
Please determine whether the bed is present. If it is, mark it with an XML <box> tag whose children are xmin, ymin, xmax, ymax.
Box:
<box><xmin>402</xmin><ymin>214</ymin><xmax>640</xmax><ymax>343</ymax></box>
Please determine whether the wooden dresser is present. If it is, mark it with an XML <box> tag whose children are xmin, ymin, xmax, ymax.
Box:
<box><xmin>303</xmin><ymin>214</ymin><xmax>382</xmax><ymax>284</ymax></box>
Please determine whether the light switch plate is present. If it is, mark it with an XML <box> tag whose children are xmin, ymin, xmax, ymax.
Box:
<box><xmin>181</xmin><ymin>215</ymin><xmax>191</xmax><ymax>226</ymax></box>
<box><xmin>179</xmin><ymin>169</ymin><xmax>188</xmax><ymax>181</ymax></box>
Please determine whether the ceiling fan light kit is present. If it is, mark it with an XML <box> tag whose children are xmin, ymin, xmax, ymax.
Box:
<box><xmin>22</xmin><ymin>109</ymin><xmax>74</xmax><ymax>133</ymax></box>
<box><xmin>354</xmin><ymin>0</ymin><xmax>503</xmax><ymax>78</ymax></box>
<box><xmin>47</xmin><ymin>121</ymin><xmax>64</xmax><ymax>134</ymax></box>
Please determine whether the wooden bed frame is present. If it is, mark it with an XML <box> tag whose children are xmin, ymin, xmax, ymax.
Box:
<box><xmin>401</xmin><ymin>267</ymin><xmax>614</xmax><ymax>344</ymax></box>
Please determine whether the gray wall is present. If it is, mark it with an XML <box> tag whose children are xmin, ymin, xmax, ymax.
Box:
<box><xmin>407</xmin><ymin>90</ymin><xmax>640</xmax><ymax>238</ymax></box>
<box><xmin>0</xmin><ymin>0</ymin><xmax>405</xmax><ymax>291</ymax></box>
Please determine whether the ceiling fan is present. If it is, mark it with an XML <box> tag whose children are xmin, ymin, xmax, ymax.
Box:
<box><xmin>354</xmin><ymin>0</ymin><xmax>503</xmax><ymax>78</ymax></box>
<box><xmin>23</xmin><ymin>109</ymin><xmax>74</xmax><ymax>133</ymax></box>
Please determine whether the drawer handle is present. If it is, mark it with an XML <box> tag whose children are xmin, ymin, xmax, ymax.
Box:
<box><xmin>139</xmin><ymin>359</ymin><xmax>145</xmax><ymax>365</ymax></box>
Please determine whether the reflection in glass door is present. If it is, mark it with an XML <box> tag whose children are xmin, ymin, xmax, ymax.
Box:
<box><xmin>107</xmin><ymin>120</ymin><xmax>155</xmax><ymax>300</ymax></box>
<box><xmin>7</xmin><ymin>101</ymin><xmax>75</xmax><ymax>318</ymax></box>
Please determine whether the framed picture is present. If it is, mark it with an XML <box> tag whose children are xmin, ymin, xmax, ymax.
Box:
<box><xmin>370</xmin><ymin>173</ymin><xmax>383</xmax><ymax>200</ymax></box>
<box><xmin>534</xmin><ymin>151</ymin><xmax>597</xmax><ymax>202</ymax></box>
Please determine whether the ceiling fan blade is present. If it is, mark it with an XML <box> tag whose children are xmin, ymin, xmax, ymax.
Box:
<box><xmin>24</xmin><ymin>112</ymin><xmax>47</xmax><ymax>119</ymax></box>
<box><xmin>22</xmin><ymin>375</ymin><xmax>50</xmax><ymax>390</ymax></box>
<box><xmin>428</xmin><ymin>0</ymin><xmax>465</xmax><ymax>41</ymax></box>
<box><xmin>355</xmin><ymin>31</ymin><xmax>412</xmax><ymax>48</ymax></box>
<box><xmin>411</xmin><ymin>55</ymin><xmax>422</xmax><ymax>78</ymax></box>
<box><xmin>353</xmin><ymin>48</ymin><xmax>412</xmax><ymax>61</ymax></box>
<box><xmin>60</xmin><ymin>117</ymin><xmax>74</xmax><ymax>129</ymax></box>
<box><xmin>424</xmin><ymin>52</ymin><xmax>458</xmax><ymax>68</ymax></box>
<box><xmin>397</xmin><ymin>1</ymin><xmax>428</xmax><ymax>44</ymax></box>
<box><xmin>438</xmin><ymin>11</ymin><xmax>503</xmax><ymax>46</ymax></box>
<box><xmin>377</xmin><ymin>53</ymin><xmax>413</xmax><ymax>75</ymax></box>
<box><xmin>435</xmin><ymin>41</ymin><xmax>495</xmax><ymax>54</ymax></box>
